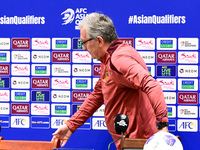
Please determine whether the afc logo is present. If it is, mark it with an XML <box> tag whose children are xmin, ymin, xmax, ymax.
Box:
<box><xmin>53</xmin><ymin>119</ymin><xmax>66</xmax><ymax>126</ymax></box>
<box><xmin>13</xmin><ymin>118</ymin><xmax>27</xmax><ymax>125</ymax></box>
<box><xmin>61</xmin><ymin>8</ymin><xmax>88</xmax><ymax>30</ymax></box>
<box><xmin>51</xmin><ymin>117</ymin><xmax>70</xmax><ymax>128</ymax></box>
<box><xmin>178</xmin><ymin>119</ymin><xmax>197</xmax><ymax>131</ymax></box>
<box><xmin>11</xmin><ymin>116</ymin><xmax>30</xmax><ymax>128</ymax></box>
<box><xmin>92</xmin><ymin>118</ymin><xmax>107</xmax><ymax>130</ymax></box>
<box><xmin>179</xmin><ymin>122</ymin><xmax>195</xmax><ymax>129</ymax></box>
<box><xmin>94</xmin><ymin>120</ymin><xmax>106</xmax><ymax>127</ymax></box>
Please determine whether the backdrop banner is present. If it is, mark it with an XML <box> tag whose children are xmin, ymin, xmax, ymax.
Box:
<box><xmin>0</xmin><ymin>0</ymin><xmax>199</xmax><ymax>150</ymax></box>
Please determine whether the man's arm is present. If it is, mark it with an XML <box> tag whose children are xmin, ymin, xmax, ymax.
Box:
<box><xmin>66</xmin><ymin>78</ymin><xmax>104</xmax><ymax>132</ymax></box>
<box><xmin>52</xmin><ymin>78</ymin><xmax>104</xmax><ymax>146</ymax></box>
<box><xmin>112</xmin><ymin>52</ymin><xmax>168</xmax><ymax>125</ymax></box>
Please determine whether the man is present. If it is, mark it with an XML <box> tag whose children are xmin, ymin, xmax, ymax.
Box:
<box><xmin>52</xmin><ymin>12</ymin><xmax>168</xmax><ymax>150</ymax></box>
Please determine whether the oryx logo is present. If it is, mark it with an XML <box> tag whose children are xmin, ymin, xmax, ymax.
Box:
<box><xmin>61</xmin><ymin>9</ymin><xmax>75</xmax><ymax>25</ymax></box>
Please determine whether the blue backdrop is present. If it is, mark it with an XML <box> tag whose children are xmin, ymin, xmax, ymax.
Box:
<box><xmin>0</xmin><ymin>0</ymin><xmax>199</xmax><ymax>149</ymax></box>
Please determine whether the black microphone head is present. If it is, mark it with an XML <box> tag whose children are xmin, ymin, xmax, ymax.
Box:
<box><xmin>114</xmin><ymin>114</ymin><xmax>129</xmax><ymax>134</ymax></box>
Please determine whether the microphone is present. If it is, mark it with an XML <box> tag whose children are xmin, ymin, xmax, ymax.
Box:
<box><xmin>108</xmin><ymin>114</ymin><xmax>129</xmax><ymax>150</ymax></box>
<box><xmin>0</xmin><ymin>125</ymin><xmax>1</xmax><ymax>132</ymax></box>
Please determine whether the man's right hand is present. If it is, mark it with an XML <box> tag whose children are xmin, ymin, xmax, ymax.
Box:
<box><xmin>51</xmin><ymin>124</ymin><xmax>73</xmax><ymax>147</ymax></box>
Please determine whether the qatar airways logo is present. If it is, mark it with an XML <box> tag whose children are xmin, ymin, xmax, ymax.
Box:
<box><xmin>31</xmin><ymin>77</ymin><xmax>50</xmax><ymax>89</ymax></box>
<box><xmin>31</xmin><ymin>104</ymin><xmax>50</xmax><ymax>115</ymax></box>
<box><xmin>157</xmin><ymin>79</ymin><xmax>176</xmax><ymax>91</ymax></box>
<box><xmin>178</xmin><ymin>52</ymin><xmax>198</xmax><ymax>64</ymax></box>
<box><xmin>32</xmin><ymin>38</ymin><xmax>50</xmax><ymax>50</ymax></box>
<box><xmin>135</xmin><ymin>38</ymin><xmax>155</xmax><ymax>50</ymax></box>
<box><xmin>12</xmin><ymin>38</ymin><xmax>30</xmax><ymax>50</ymax></box>
<box><xmin>0</xmin><ymin>64</ymin><xmax>10</xmax><ymax>75</ymax></box>
<box><xmin>72</xmin><ymin>51</ymin><xmax>91</xmax><ymax>63</ymax></box>
<box><xmin>119</xmin><ymin>38</ymin><xmax>134</xmax><ymax>47</ymax></box>
<box><xmin>178</xmin><ymin>92</ymin><xmax>197</xmax><ymax>104</ymax></box>
<box><xmin>93</xmin><ymin>65</ymin><xmax>101</xmax><ymax>76</ymax></box>
<box><xmin>11</xmin><ymin>103</ymin><xmax>29</xmax><ymax>115</ymax></box>
<box><xmin>52</xmin><ymin>78</ymin><xmax>70</xmax><ymax>89</ymax></box>
<box><xmin>156</xmin><ymin>52</ymin><xmax>176</xmax><ymax>63</ymax></box>
<box><xmin>72</xmin><ymin>91</ymin><xmax>91</xmax><ymax>102</ymax></box>
<box><xmin>52</xmin><ymin>51</ymin><xmax>71</xmax><ymax>63</ymax></box>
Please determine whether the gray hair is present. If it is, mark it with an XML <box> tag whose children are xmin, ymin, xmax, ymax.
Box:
<box><xmin>79</xmin><ymin>12</ymin><xmax>118</xmax><ymax>43</ymax></box>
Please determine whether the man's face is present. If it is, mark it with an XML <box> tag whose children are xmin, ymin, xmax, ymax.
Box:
<box><xmin>80</xmin><ymin>27</ymin><xmax>100</xmax><ymax>59</ymax></box>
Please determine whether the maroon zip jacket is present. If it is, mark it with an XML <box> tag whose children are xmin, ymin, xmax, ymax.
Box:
<box><xmin>66</xmin><ymin>39</ymin><xmax>168</xmax><ymax>149</ymax></box>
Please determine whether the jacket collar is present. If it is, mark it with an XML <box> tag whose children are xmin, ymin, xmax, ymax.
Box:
<box><xmin>99</xmin><ymin>39</ymin><xmax>123</xmax><ymax>64</ymax></box>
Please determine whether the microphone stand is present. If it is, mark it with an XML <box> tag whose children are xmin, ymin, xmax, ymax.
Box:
<box><xmin>108</xmin><ymin>132</ymin><xmax>123</xmax><ymax>150</ymax></box>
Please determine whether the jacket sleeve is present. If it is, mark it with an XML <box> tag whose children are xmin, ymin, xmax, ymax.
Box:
<box><xmin>112</xmin><ymin>52</ymin><xmax>168</xmax><ymax>123</ymax></box>
<box><xmin>66</xmin><ymin>78</ymin><xmax>104</xmax><ymax>132</ymax></box>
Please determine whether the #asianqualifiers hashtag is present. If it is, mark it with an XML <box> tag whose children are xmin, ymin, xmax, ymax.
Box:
<box><xmin>0</xmin><ymin>15</ymin><xmax>45</xmax><ymax>25</ymax></box>
<box><xmin>128</xmin><ymin>14</ymin><xmax>186</xmax><ymax>24</ymax></box>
